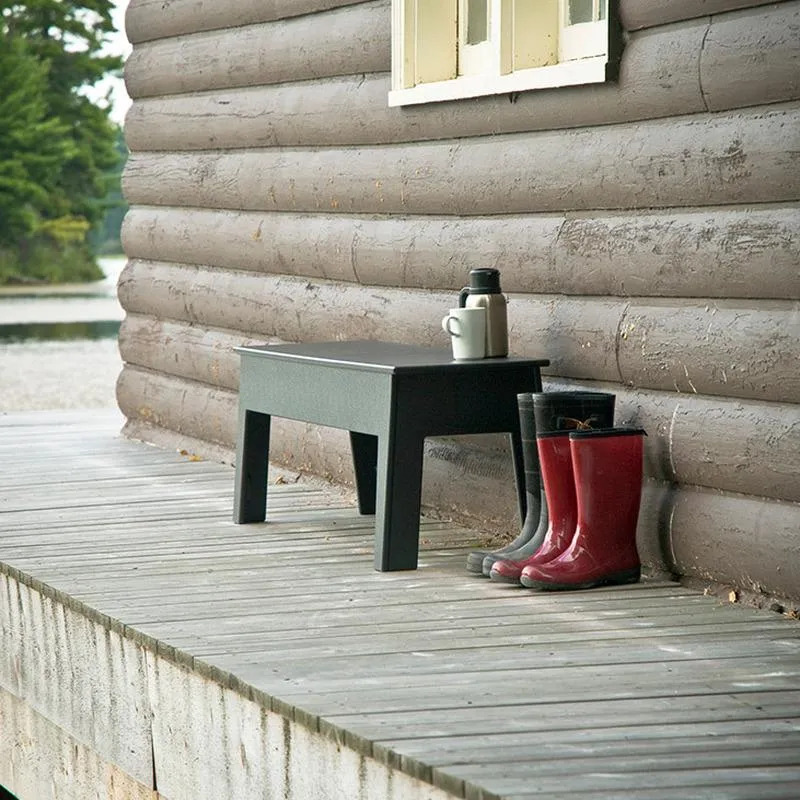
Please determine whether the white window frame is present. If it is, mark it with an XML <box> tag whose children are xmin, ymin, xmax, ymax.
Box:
<box><xmin>559</xmin><ymin>0</ymin><xmax>608</xmax><ymax>62</ymax></box>
<box><xmin>389</xmin><ymin>0</ymin><xmax>616</xmax><ymax>108</ymax></box>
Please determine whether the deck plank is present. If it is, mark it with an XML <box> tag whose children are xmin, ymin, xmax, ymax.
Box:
<box><xmin>1</xmin><ymin>409</ymin><xmax>799</xmax><ymax>800</ymax></box>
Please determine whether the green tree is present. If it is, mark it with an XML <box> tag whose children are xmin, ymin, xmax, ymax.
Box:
<box><xmin>1</xmin><ymin>0</ymin><xmax>123</xmax><ymax>226</ymax></box>
<box><xmin>0</xmin><ymin>35</ymin><xmax>73</xmax><ymax>245</ymax></box>
<box><xmin>91</xmin><ymin>124</ymin><xmax>128</xmax><ymax>254</ymax></box>
<box><xmin>0</xmin><ymin>0</ymin><xmax>123</xmax><ymax>283</ymax></box>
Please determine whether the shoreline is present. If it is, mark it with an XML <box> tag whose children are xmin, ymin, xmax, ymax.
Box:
<box><xmin>0</xmin><ymin>255</ymin><xmax>127</xmax><ymax>298</ymax></box>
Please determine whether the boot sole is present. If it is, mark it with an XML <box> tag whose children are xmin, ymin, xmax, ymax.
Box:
<box><xmin>466</xmin><ymin>551</ymin><xmax>490</xmax><ymax>574</ymax></box>
<box><xmin>520</xmin><ymin>567</ymin><xmax>640</xmax><ymax>591</ymax></box>
<box><xmin>481</xmin><ymin>556</ymin><xmax>498</xmax><ymax>576</ymax></box>
<box><xmin>489</xmin><ymin>570</ymin><xmax>523</xmax><ymax>585</ymax></box>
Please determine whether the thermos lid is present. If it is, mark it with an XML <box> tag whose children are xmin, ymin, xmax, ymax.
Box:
<box><xmin>467</xmin><ymin>268</ymin><xmax>501</xmax><ymax>294</ymax></box>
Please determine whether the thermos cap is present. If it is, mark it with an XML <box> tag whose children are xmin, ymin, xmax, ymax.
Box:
<box><xmin>465</xmin><ymin>268</ymin><xmax>502</xmax><ymax>294</ymax></box>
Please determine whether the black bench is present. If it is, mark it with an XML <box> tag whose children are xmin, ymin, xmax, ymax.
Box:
<box><xmin>233</xmin><ymin>340</ymin><xmax>548</xmax><ymax>571</ymax></box>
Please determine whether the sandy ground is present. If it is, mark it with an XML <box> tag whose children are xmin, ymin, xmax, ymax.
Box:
<box><xmin>0</xmin><ymin>338</ymin><xmax>122</xmax><ymax>411</ymax></box>
<box><xmin>0</xmin><ymin>256</ymin><xmax>125</xmax><ymax>412</ymax></box>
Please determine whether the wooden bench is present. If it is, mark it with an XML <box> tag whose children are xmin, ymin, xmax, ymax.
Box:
<box><xmin>233</xmin><ymin>340</ymin><xmax>548</xmax><ymax>571</ymax></box>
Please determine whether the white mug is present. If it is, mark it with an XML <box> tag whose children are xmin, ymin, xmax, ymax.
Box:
<box><xmin>441</xmin><ymin>307</ymin><xmax>487</xmax><ymax>360</ymax></box>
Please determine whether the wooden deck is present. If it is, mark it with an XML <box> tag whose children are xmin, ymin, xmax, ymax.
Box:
<box><xmin>2</xmin><ymin>410</ymin><xmax>799</xmax><ymax>799</ymax></box>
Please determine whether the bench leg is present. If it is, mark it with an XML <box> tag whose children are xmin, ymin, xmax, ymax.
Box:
<box><xmin>233</xmin><ymin>408</ymin><xmax>271</xmax><ymax>523</ymax></box>
<box><xmin>349</xmin><ymin>431</ymin><xmax>378</xmax><ymax>515</ymax></box>
<box><xmin>374</xmin><ymin>433</ymin><xmax>425</xmax><ymax>572</ymax></box>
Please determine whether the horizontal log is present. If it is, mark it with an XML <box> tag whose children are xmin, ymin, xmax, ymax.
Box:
<box><xmin>621</xmin><ymin>0</ymin><xmax>783</xmax><ymax>30</ymax></box>
<box><xmin>701</xmin><ymin>2</ymin><xmax>800</xmax><ymax>112</ymax></box>
<box><xmin>613</xmin><ymin>300</ymin><xmax>800</xmax><ymax>402</ymax></box>
<box><xmin>122</xmin><ymin>103</ymin><xmax>800</xmax><ymax>214</ymax></box>
<box><xmin>513</xmin><ymin>297</ymin><xmax>800</xmax><ymax>403</ymax></box>
<box><xmin>545</xmin><ymin>377</ymin><xmax>800</xmax><ymax>504</ymax></box>
<box><xmin>668</xmin><ymin>485</ymin><xmax>800</xmax><ymax>602</ymax></box>
<box><xmin>125</xmin><ymin>0</ymin><xmax>365</xmax><ymax>45</ymax></box>
<box><xmin>120</xmin><ymin>204</ymin><xmax>800</xmax><ymax>300</ymax></box>
<box><xmin>117</xmin><ymin>261</ymin><xmax>800</xmax><ymax>404</ymax></box>
<box><xmin>124</xmin><ymin>2</ymin><xmax>389</xmax><ymax>99</ymax></box>
<box><xmin>117</xmin><ymin>261</ymin><xmax>453</xmax><ymax>348</ymax></box>
<box><xmin>123</xmin><ymin>3</ymin><xmax>799</xmax><ymax>144</ymax></box>
<box><xmin>117</xmin><ymin>365</ymin><xmax>239</xmax><ymax>450</ymax></box>
<box><xmin>126</xmin><ymin>58</ymin><xmax>701</xmax><ymax>150</ymax></box>
<box><xmin>118</xmin><ymin>313</ymin><xmax>800</xmax><ymax>504</ymax></box>
<box><xmin>631</xmin><ymin>478</ymin><xmax>800</xmax><ymax>601</ymax></box>
<box><xmin>117</xmin><ymin>366</ymin><xmax>800</xmax><ymax>599</ymax></box>
<box><xmin>118</xmin><ymin>313</ymin><xmax>263</xmax><ymax>392</ymax></box>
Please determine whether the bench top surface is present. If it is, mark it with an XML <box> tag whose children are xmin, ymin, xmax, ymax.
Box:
<box><xmin>236</xmin><ymin>340</ymin><xmax>549</xmax><ymax>374</ymax></box>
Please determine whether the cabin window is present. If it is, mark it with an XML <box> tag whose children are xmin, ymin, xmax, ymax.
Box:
<box><xmin>389</xmin><ymin>0</ymin><xmax>619</xmax><ymax>107</ymax></box>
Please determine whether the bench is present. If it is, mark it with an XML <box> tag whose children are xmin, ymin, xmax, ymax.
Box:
<box><xmin>233</xmin><ymin>340</ymin><xmax>548</xmax><ymax>571</ymax></box>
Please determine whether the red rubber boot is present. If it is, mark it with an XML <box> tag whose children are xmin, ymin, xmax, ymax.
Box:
<box><xmin>520</xmin><ymin>428</ymin><xmax>645</xmax><ymax>590</ymax></box>
<box><xmin>490</xmin><ymin>431</ymin><xmax>577</xmax><ymax>584</ymax></box>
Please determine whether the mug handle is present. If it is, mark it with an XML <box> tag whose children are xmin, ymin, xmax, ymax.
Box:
<box><xmin>441</xmin><ymin>315</ymin><xmax>461</xmax><ymax>336</ymax></box>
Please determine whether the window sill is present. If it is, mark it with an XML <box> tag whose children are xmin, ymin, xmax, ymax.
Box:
<box><xmin>388</xmin><ymin>56</ymin><xmax>608</xmax><ymax>108</ymax></box>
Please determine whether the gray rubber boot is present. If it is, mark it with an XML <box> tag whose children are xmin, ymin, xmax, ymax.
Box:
<box><xmin>481</xmin><ymin>390</ymin><xmax>616</xmax><ymax>577</ymax></box>
<box><xmin>466</xmin><ymin>393</ymin><xmax>541</xmax><ymax>574</ymax></box>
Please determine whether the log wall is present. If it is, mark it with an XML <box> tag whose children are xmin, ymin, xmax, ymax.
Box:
<box><xmin>120</xmin><ymin>0</ymin><xmax>800</xmax><ymax>600</ymax></box>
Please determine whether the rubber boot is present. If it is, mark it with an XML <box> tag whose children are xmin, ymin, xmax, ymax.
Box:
<box><xmin>520</xmin><ymin>428</ymin><xmax>645</xmax><ymax>590</ymax></box>
<box><xmin>482</xmin><ymin>391</ymin><xmax>615</xmax><ymax>577</ymax></box>
<box><xmin>466</xmin><ymin>394</ymin><xmax>542</xmax><ymax>574</ymax></box>
<box><xmin>490</xmin><ymin>431</ymin><xmax>577</xmax><ymax>584</ymax></box>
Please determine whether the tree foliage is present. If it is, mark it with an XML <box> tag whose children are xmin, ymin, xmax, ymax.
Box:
<box><xmin>0</xmin><ymin>0</ymin><xmax>123</xmax><ymax>280</ymax></box>
<box><xmin>0</xmin><ymin>35</ymin><xmax>73</xmax><ymax>243</ymax></box>
<box><xmin>91</xmin><ymin>124</ymin><xmax>128</xmax><ymax>254</ymax></box>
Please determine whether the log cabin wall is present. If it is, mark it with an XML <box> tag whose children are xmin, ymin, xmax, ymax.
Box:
<box><xmin>120</xmin><ymin>0</ymin><xmax>800</xmax><ymax>600</ymax></box>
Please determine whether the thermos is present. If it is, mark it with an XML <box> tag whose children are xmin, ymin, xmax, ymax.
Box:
<box><xmin>459</xmin><ymin>268</ymin><xmax>508</xmax><ymax>357</ymax></box>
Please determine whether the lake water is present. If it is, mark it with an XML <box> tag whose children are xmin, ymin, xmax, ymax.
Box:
<box><xmin>0</xmin><ymin>256</ymin><xmax>126</xmax><ymax>412</ymax></box>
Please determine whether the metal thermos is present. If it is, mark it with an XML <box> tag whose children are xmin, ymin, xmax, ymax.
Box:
<box><xmin>459</xmin><ymin>268</ymin><xmax>508</xmax><ymax>357</ymax></box>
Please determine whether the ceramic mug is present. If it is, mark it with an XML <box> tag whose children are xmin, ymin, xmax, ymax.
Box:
<box><xmin>441</xmin><ymin>307</ymin><xmax>487</xmax><ymax>360</ymax></box>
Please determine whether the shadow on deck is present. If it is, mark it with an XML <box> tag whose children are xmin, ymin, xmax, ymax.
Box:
<box><xmin>1</xmin><ymin>410</ymin><xmax>799</xmax><ymax>799</ymax></box>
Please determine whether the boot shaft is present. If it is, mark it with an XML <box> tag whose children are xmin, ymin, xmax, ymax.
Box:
<box><xmin>568</xmin><ymin>428</ymin><xmax>646</xmax><ymax>550</ymax></box>
<box><xmin>532</xmin><ymin>391</ymin><xmax>616</xmax><ymax>434</ymax></box>
<box><xmin>536</xmin><ymin>431</ymin><xmax>577</xmax><ymax>527</ymax></box>
<box><xmin>517</xmin><ymin>392</ymin><xmax>536</xmax><ymax>441</ymax></box>
<box><xmin>517</xmin><ymin>392</ymin><xmax>543</xmax><ymax>526</ymax></box>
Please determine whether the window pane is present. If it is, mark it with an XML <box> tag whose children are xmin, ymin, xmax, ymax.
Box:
<box><xmin>567</xmin><ymin>0</ymin><xmax>594</xmax><ymax>24</ymax></box>
<box><xmin>599</xmin><ymin>0</ymin><xmax>607</xmax><ymax>19</ymax></box>
<box><xmin>466</xmin><ymin>0</ymin><xmax>489</xmax><ymax>43</ymax></box>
